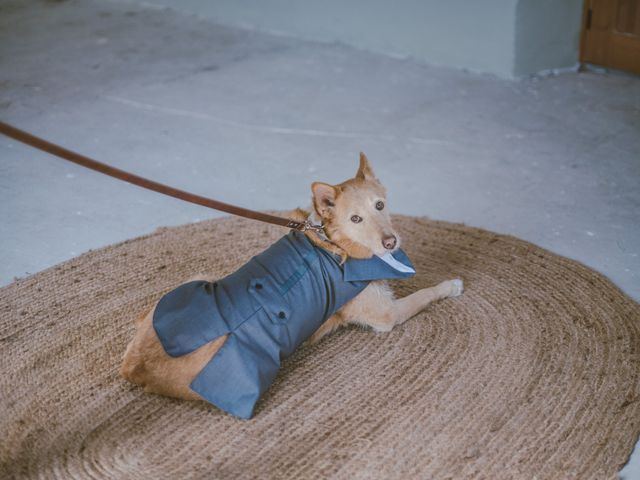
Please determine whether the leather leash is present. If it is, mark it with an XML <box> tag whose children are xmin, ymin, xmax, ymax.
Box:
<box><xmin>0</xmin><ymin>121</ymin><xmax>323</xmax><ymax>233</ymax></box>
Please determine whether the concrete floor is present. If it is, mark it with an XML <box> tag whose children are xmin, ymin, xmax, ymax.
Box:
<box><xmin>1</xmin><ymin>0</ymin><xmax>639</xmax><ymax>476</ymax></box>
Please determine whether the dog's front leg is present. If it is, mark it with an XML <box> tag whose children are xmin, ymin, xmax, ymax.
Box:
<box><xmin>380</xmin><ymin>279</ymin><xmax>463</xmax><ymax>331</ymax></box>
<box><xmin>309</xmin><ymin>279</ymin><xmax>463</xmax><ymax>343</ymax></box>
<box><xmin>342</xmin><ymin>279</ymin><xmax>463</xmax><ymax>333</ymax></box>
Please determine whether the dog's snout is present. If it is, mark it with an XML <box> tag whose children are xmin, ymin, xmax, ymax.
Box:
<box><xmin>382</xmin><ymin>235</ymin><xmax>397</xmax><ymax>250</ymax></box>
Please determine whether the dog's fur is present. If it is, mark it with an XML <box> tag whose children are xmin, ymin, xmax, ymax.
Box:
<box><xmin>120</xmin><ymin>153</ymin><xmax>463</xmax><ymax>402</ymax></box>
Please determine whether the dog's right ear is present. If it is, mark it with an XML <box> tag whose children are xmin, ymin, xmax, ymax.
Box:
<box><xmin>356</xmin><ymin>152</ymin><xmax>376</xmax><ymax>181</ymax></box>
<box><xmin>312</xmin><ymin>182</ymin><xmax>338</xmax><ymax>218</ymax></box>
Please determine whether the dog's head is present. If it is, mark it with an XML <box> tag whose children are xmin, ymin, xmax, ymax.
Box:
<box><xmin>312</xmin><ymin>153</ymin><xmax>400</xmax><ymax>259</ymax></box>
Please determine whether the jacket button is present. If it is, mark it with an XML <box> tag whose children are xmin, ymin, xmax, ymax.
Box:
<box><xmin>255</xmin><ymin>283</ymin><xmax>263</xmax><ymax>290</ymax></box>
<box><xmin>278</xmin><ymin>311</ymin><xmax>286</xmax><ymax>319</ymax></box>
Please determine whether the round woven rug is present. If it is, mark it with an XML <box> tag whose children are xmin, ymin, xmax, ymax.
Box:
<box><xmin>1</xmin><ymin>215</ymin><xmax>639</xmax><ymax>479</ymax></box>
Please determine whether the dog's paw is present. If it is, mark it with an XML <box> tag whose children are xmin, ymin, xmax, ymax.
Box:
<box><xmin>448</xmin><ymin>279</ymin><xmax>464</xmax><ymax>297</ymax></box>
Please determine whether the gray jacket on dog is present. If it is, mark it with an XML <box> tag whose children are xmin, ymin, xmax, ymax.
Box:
<box><xmin>153</xmin><ymin>230</ymin><xmax>415</xmax><ymax>419</ymax></box>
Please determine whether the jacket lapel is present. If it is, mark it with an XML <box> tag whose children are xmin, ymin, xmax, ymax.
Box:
<box><xmin>342</xmin><ymin>249</ymin><xmax>416</xmax><ymax>282</ymax></box>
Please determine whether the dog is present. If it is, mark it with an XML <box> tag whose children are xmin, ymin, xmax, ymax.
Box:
<box><xmin>120</xmin><ymin>153</ymin><xmax>463</xmax><ymax>418</ymax></box>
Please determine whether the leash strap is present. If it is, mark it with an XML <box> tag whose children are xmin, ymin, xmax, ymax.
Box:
<box><xmin>0</xmin><ymin>121</ymin><xmax>323</xmax><ymax>233</ymax></box>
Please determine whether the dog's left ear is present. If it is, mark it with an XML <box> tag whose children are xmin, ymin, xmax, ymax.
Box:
<box><xmin>356</xmin><ymin>152</ymin><xmax>376</xmax><ymax>181</ymax></box>
<box><xmin>312</xmin><ymin>182</ymin><xmax>338</xmax><ymax>219</ymax></box>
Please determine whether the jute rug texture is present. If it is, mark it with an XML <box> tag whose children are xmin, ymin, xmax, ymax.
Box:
<box><xmin>1</xmin><ymin>215</ymin><xmax>639</xmax><ymax>479</ymax></box>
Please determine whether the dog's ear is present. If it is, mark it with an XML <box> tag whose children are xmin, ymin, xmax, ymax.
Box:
<box><xmin>356</xmin><ymin>152</ymin><xmax>376</xmax><ymax>181</ymax></box>
<box><xmin>312</xmin><ymin>182</ymin><xmax>338</xmax><ymax>218</ymax></box>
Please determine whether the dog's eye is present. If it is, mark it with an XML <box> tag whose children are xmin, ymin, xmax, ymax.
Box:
<box><xmin>375</xmin><ymin>201</ymin><xmax>384</xmax><ymax>211</ymax></box>
<box><xmin>351</xmin><ymin>215</ymin><xmax>363</xmax><ymax>223</ymax></box>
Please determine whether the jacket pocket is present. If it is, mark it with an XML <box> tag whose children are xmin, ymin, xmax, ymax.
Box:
<box><xmin>247</xmin><ymin>276</ymin><xmax>292</xmax><ymax>325</ymax></box>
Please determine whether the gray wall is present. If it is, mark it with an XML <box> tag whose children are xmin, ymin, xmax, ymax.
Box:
<box><xmin>514</xmin><ymin>0</ymin><xmax>584</xmax><ymax>76</ymax></box>
<box><xmin>138</xmin><ymin>0</ymin><xmax>584</xmax><ymax>78</ymax></box>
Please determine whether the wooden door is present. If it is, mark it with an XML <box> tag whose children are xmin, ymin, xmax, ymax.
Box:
<box><xmin>581</xmin><ymin>0</ymin><xmax>640</xmax><ymax>74</ymax></box>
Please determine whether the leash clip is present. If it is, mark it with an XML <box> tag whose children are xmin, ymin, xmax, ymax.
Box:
<box><xmin>288</xmin><ymin>219</ymin><xmax>324</xmax><ymax>233</ymax></box>
<box><xmin>303</xmin><ymin>220</ymin><xmax>325</xmax><ymax>233</ymax></box>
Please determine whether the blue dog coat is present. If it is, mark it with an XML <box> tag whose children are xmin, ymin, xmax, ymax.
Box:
<box><xmin>153</xmin><ymin>230</ymin><xmax>415</xmax><ymax>419</ymax></box>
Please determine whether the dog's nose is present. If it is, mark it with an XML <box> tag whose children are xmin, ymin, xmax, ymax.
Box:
<box><xmin>382</xmin><ymin>235</ymin><xmax>397</xmax><ymax>250</ymax></box>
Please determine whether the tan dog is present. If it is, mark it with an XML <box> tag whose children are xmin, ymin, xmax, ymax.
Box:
<box><xmin>120</xmin><ymin>153</ymin><xmax>463</xmax><ymax>402</ymax></box>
